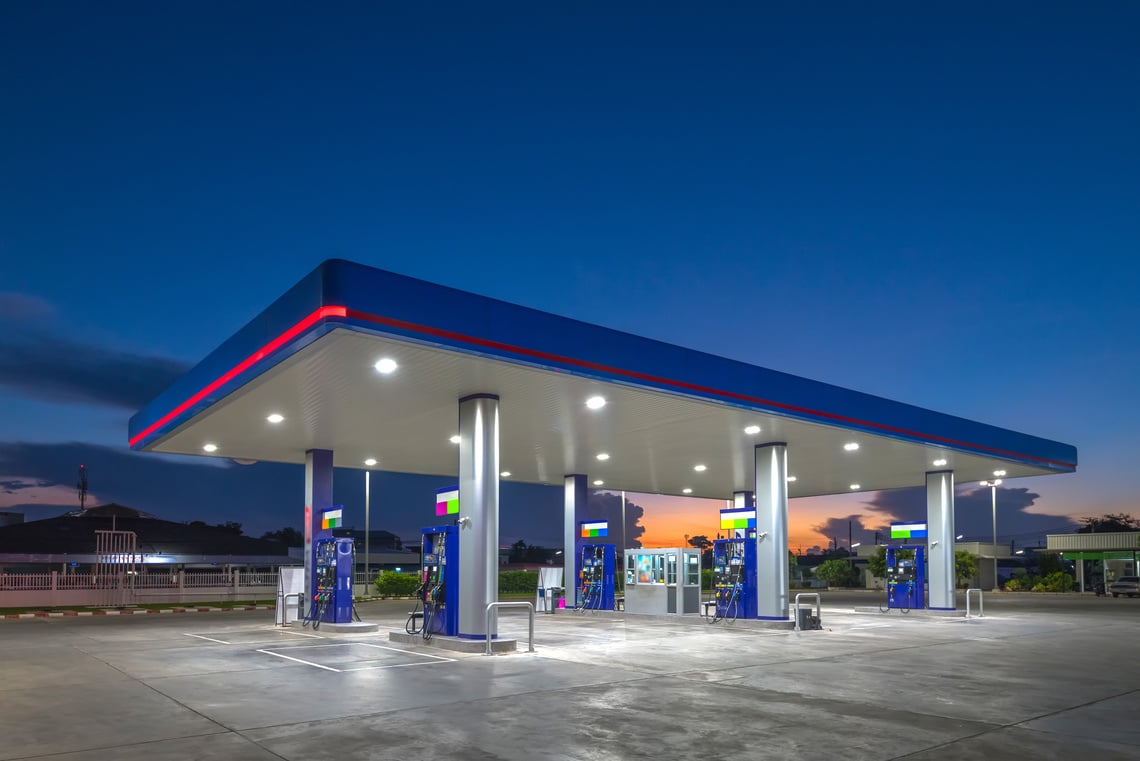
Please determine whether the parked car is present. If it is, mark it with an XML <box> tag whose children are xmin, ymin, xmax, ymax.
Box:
<box><xmin>1108</xmin><ymin>576</ymin><xmax>1139</xmax><ymax>598</ymax></box>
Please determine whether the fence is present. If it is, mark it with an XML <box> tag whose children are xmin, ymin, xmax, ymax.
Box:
<box><xmin>0</xmin><ymin>571</ymin><xmax>280</xmax><ymax>608</ymax></box>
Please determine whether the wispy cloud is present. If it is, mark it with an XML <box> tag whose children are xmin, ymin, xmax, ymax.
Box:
<box><xmin>0</xmin><ymin>294</ymin><xmax>190</xmax><ymax>409</ymax></box>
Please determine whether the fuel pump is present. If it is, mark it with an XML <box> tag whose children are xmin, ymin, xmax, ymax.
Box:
<box><xmin>709</xmin><ymin>537</ymin><xmax>757</xmax><ymax>622</ymax></box>
<box><xmin>576</xmin><ymin>544</ymin><xmax>615</xmax><ymax>611</ymax></box>
<box><xmin>413</xmin><ymin>525</ymin><xmax>459</xmax><ymax>639</ymax></box>
<box><xmin>885</xmin><ymin>545</ymin><xmax>926</xmax><ymax>610</ymax></box>
<box><xmin>305</xmin><ymin>537</ymin><xmax>358</xmax><ymax>628</ymax></box>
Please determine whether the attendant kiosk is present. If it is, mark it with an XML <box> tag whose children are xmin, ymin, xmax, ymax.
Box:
<box><xmin>623</xmin><ymin>548</ymin><xmax>702</xmax><ymax>615</ymax></box>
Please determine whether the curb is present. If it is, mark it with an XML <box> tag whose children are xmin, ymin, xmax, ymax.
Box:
<box><xmin>2</xmin><ymin>605</ymin><xmax>273</xmax><ymax>620</ymax></box>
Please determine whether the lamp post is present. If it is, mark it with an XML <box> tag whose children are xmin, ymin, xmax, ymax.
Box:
<box><xmin>363</xmin><ymin>459</ymin><xmax>378</xmax><ymax>591</ymax></box>
<box><xmin>980</xmin><ymin>472</ymin><xmax>1006</xmax><ymax>590</ymax></box>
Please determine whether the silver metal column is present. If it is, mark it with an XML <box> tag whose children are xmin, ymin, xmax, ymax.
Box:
<box><xmin>563</xmin><ymin>474</ymin><xmax>587</xmax><ymax>605</ymax></box>
<box><xmin>732</xmin><ymin>491</ymin><xmax>754</xmax><ymax>508</ymax></box>
<box><xmin>754</xmin><ymin>443</ymin><xmax>789</xmax><ymax>620</ymax></box>
<box><xmin>927</xmin><ymin>470</ymin><xmax>956</xmax><ymax>610</ymax></box>
<box><xmin>304</xmin><ymin>449</ymin><xmax>334</xmax><ymax>612</ymax></box>
<box><xmin>458</xmin><ymin>394</ymin><xmax>500</xmax><ymax>639</ymax></box>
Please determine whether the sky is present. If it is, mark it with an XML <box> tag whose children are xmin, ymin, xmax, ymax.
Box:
<box><xmin>1</xmin><ymin>3</ymin><xmax>1137</xmax><ymax>552</ymax></box>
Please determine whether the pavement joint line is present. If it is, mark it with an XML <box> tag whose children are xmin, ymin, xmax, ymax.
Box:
<box><xmin>2</xmin><ymin>729</ymin><xmax>235</xmax><ymax>761</ymax></box>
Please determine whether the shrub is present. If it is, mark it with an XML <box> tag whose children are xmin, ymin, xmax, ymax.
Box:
<box><xmin>1004</xmin><ymin>578</ymin><xmax>1024</xmax><ymax>592</ymax></box>
<box><xmin>499</xmin><ymin>570</ymin><xmax>538</xmax><ymax>594</ymax></box>
<box><xmin>1042</xmin><ymin>571</ymin><xmax>1074</xmax><ymax>593</ymax></box>
<box><xmin>374</xmin><ymin>571</ymin><xmax>420</xmax><ymax>597</ymax></box>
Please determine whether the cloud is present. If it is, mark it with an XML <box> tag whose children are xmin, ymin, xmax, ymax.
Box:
<box><xmin>0</xmin><ymin>319</ymin><xmax>190</xmax><ymax>409</ymax></box>
<box><xmin>0</xmin><ymin>478</ymin><xmax>54</xmax><ymax>493</ymax></box>
<box><xmin>0</xmin><ymin>440</ymin><xmax>572</xmax><ymax>544</ymax></box>
<box><xmin>811</xmin><ymin>514</ymin><xmax>884</xmax><ymax>549</ymax></box>
<box><xmin>861</xmin><ymin>484</ymin><xmax>1079</xmax><ymax>544</ymax></box>
<box><xmin>0</xmin><ymin>292</ymin><xmax>55</xmax><ymax>319</ymax></box>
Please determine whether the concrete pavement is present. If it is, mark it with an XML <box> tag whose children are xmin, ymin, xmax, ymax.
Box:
<box><xmin>0</xmin><ymin>593</ymin><xmax>1136</xmax><ymax>760</ymax></box>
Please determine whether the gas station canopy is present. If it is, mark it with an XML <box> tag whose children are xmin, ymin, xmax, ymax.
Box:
<box><xmin>129</xmin><ymin>260</ymin><xmax>1077</xmax><ymax>497</ymax></box>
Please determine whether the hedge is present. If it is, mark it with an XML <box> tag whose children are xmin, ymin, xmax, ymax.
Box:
<box><xmin>499</xmin><ymin>570</ymin><xmax>538</xmax><ymax>594</ymax></box>
<box><xmin>373</xmin><ymin>571</ymin><xmax>421</xmax><ymax>597</ymax></box>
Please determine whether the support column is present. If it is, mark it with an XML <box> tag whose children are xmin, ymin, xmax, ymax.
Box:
<box><xmin>927</xmin><ymin>470</ymin><xmax>956</xmax><ymax>610</ymax></box>
<box><xmin>732</xmin><ymin>491</ymin><xmax>754</xmax><ymax>508</ymax></box>
<box><xmin>563</xmin><ymin>474</ymin><xmax>588</xmax><ymax>605</ymax></box>
<box><xmin>304</xmin><ymin>449</ymin><xmax>334</xmax><ymax>612</ymax></box>
<box><xmin>754</xmin><ymin>443</ymin><xmax>789</xmax><ymax>620</ymax></box>
<box><xmin>458</xmin><ymin>394</ymin><xmax>500</xmax><ymax>639</ymax></box>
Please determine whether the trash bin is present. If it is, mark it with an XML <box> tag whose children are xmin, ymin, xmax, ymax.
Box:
<box><xmin>796</xmin><ymin>607</ymin><xmax>819</xmax><ymax>630</ymax></box>
<box><xmin>545</xmin><ymin>587</ymin><xmax>564</xmax><ymax>613</ymax></box>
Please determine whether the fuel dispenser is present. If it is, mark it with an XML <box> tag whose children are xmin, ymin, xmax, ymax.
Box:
<box><xmin>307</xmin><ymin>537</ymin><xmax>357</xmax><ymax>627</ymax></box>
<box><xmin>413</xmin><ymin>525</ymin><xmax>459</xmax><ymax>639</ymax></box>
<box><xmin>885</xmin><ymin>545</ymin><xmax>926</xmax><ymax>610</ymax></box>
<box><xmin>577</xmin><ymin>543</ymin><xmax>615</xmax><ymax>610</ymax></box>
<box><xmin>710</xmin><ymin>537</ymin><xmax>757</xmax><ymax>622</ymax></box>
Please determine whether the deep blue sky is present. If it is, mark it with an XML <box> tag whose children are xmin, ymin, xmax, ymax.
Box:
<box><xmin>1</xmin><ymin>3</ymin><xmax>1136</xmax><ymax>547</ymax></box>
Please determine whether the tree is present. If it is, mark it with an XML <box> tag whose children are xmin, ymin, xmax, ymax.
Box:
<box><xmin>1036</xmin><ymin>552</ymin><xmax>1063</xmax><ymax>576</ymax></box>
<box><xmin>216</xmin><ymin>521</ymin><xmax>243</xmax><ymax>535</ymax></box>
<box><xmin>261</xmin><ymin>527</ymin><xmax>303</xmax><ymax>546</ymax></box>
<box><xmin>867</xmin><ymin>546</ymin><xmax>887</xmax><ymax>579</ymax></box>
<box><xmin>815</xmin><ymin>559</ymin><xmax>855</xmax><ymax>588</ymax></box>
<box><xmin>955</xmin><ymin>550</ymin><xmax>978</xmax><ymax>587</ymax></box>
<box><xmin>686</xmin><ymin>535</ymin><xmax>712</xmax><ymax>551</ymax></box>
<box><xmin>1076</xmin><ymin>514</ymin><xmax>1139</xmax><ymax>533</ymax></box>
<box><xmin>508</xmin><ymin>539</ymin><xmax>529</xmax><ymax>563</ymax></box>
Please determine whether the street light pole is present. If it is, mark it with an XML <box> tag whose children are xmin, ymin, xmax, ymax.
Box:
<box><xmin>980</xmin><ymin>471</ymin><xmax>1006</xmax><ymax>591</ymax></box>
<box><xmin>365</xmin><ymin>469</ymin><xmax>371</xmax><ymax>587</ymax></box>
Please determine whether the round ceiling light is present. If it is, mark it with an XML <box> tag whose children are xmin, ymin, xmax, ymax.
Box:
<box><xmin>593</xmin><ymin>479</ymin><xmax>604</xmax><ymax>486</ymax></box>
<box><xmin>596</xmin><ymin>453</ymin><xmax>610</xmax><ymax>461</ymax></box>
<box><xmin>993</xmin><ymin>469</ymin><xmax>1007</xmax><ymax>477</ymax></box>
<box><xmin>849</xmin><ymin>483</ymin><xmax>861</xmax><ymax>490</ymax></box>
<box><xmin>266</xmin><ymin>413</ymin><xmax>284</xmax><ymax>424</ymax></box>
<box><xmin>787</xmin><ymin>476</ymin><xmax>797</xmax><ymax>482</ymax></box>
<box><xmin>449</xmin><ymin>435</ymin><xmax>461</xmax><ymax>444</ymax></box>
<box><xmin>693</xmin><ymin>464</ymin><xmax>707</xmax><ymax>472</ymax></box>
<box><xmin>500</xmin><ymin>471</ymin><xmax>511</xmax><ymax>478</ymax></box>
<box><xmin>364</xmin><ymin>458</ymin><xmax>377</xmax><ymax>467</ymax></box>
<box><xmin>932</xmin><ymin>458</ymin><xmax>947</xmax><ymax>467</ymax></box>
<box><xmin>744</xmin><ymin>425</ymin><xmax>761</xmax><ymax>435</ymax></box>
<box><xmin>374</xmin><ymin>358</ymin><xmax>398</xmax><ymax>374</ymax></box>
<box><xmin>585</xmin><ymin>396</ymin><xmax>606</xmax><ymax>410</ymax></box>
<box><xmin>203</xmin><ymin>443</ymin><xmax>218</xmax><ymax>453</ymax></box>
<box><xmin>682</xmin><ymin>488</ymin><xmax>693</xmax><ymax>494</ymax></box>
<box><xmin>844</xmin><ymin>442</ymin><xmax>860</xmax><ymax>452</ymax></box>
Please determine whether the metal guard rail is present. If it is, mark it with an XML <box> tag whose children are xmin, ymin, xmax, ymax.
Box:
<box><xmin>793</xmin><ymin>592</ymin><xmax>821</xmax><ymax>632</ymax></box>
<box><xmin>965</xmin><ymin>588</ymin><xmax>984</xmax><ymax>618</ymax></box>
<box><xmin>484</xmin><ymin>601</ymin><xmax>535</xmax><ymax>655</ymax></box>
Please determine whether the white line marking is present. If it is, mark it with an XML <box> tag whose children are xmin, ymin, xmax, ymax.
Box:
<box><xmin>182</xmin><ymin>633</ymin><xmax>231</xmax><ymax>644</ymax></box>
<box><xmin>339</xmin><ymin>659</ymin><xmax>455</xmax><ymax>672</ymax></box>
<box><xmin>268</xmin><ymin>628</ymin><xmax>324</xmax><ymax>639</ymax></box>
<box><xmin>256</xmin><ymin>649</ymin><xmax>341</xmax><ymax>672</ymax></box>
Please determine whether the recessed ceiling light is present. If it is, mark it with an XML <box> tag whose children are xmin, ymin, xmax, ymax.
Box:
<box><xmin>585</xmin><ymin>396</ymin><xmax>606</xmax><ymax>410</ymax></box>
<box><xmin>744</xmin><ymin>425</ymin><xmax>761</xmax><ymax>435</ymax></box>
<box><xmin>500</xmin><ymin>471</ymin><xmax>511</xmax><ymax>478</ymax></box>
<box><xmin>849</xmin><ymin>483</ymin><xmax>861</xmax><ymax>490</ymax></box>
<box><xmin>449</xmin><ymin>435</ymin><xmax>461</xmax><ymax>444</ymax></box>
<box><xmin>694</xmin><ymin>464</ymin><xmax>707</xmax><ymax>472</ymax></box>
<box><xmin>266</xmin><ymin>413</ymin><xmax>284</xmax><ymax>424</ymax></box>
<box><xmin>993</xmin><ymin>469</ymin><xmax>1007</xmax><ymax>477</ymax></box>
<box><xmin>203</xmin><ymin>443</ymin><xmax>218</xmax><ymax>453</ymax></box>
<box><xmin>682</xmin><ymin>488</ymin><xmax>693</xmax><ymax>494</ymax></box>
<box><xmin>374</xmin><ymin>358</ymin><xmax>398</xmax><ymax>374</ymax></box>
<box><xmin>787</xmin><ymin>476</ymin><xmax>797</xmax><ymax>482</ymax></box>
<box><xmin>596</xmin><ymin>453</ymin><xmax>610</xmax><ymax>461</ymax></box>
<box><xmin>932</xmin><ymin>458</ymin><xmax>947</xmax><ymax>467</ymax></box>
<box><xmin>844</xmin><ymin>442</ymin><xmax>860</xmax><ymax>452</ymax></box>
<box><xmin>364</xmin><ymin>458</ymin><xmax>377</xmax><ymax>467</ymax></box>
<box><xmin>592</xmin><ymin>479</ymin><xmax>604</xmax><ymax>486</ymax></box>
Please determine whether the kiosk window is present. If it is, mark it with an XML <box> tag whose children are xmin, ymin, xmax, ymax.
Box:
<box><xmin>685</xmin><ymin>553</ymin><xmax>700</xmax><ymax>585</ymax></box>
<box><xmin>666</xmin><ymin>553</ymin><xmax>677</xmax><ymax>585</ymax></box>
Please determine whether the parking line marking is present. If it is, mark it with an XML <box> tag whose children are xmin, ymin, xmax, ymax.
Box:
<box><xmin>256</xmin><ymin>648</ymin><xmax>341</xmax><ymax>672</ymax></box>
<box><xmin>183</xmin><ymin>633</ymin><xmax>231</xmax><ymax>644</ymax></box>
<box><xmin>268</xmin><ymin>628</ymin><xmax>324</xmax><ymax>639</ymax></box>
<box><xmin>339</xmin><ymin>659</ymin><xmax>455</xmax><ymax>672</ymax></box>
